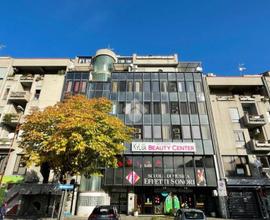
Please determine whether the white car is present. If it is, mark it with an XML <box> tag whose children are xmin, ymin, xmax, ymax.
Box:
<box><xmin>175</xmin><ymin>209</ymin><xmax>206</xmax><ymax>220</ymax></box>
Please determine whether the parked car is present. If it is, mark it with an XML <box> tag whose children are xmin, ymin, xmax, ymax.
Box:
<box><xmin>175</xmin><ymin>209</ymin><xmax>206</xmax><ymax>220</ymax></box>
<box><xmin>88</xmin><ymin>205</ymin><xmax>120</xmax><ymax>220</ymax></box>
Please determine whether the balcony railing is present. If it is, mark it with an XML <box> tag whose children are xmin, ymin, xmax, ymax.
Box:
<box><xmin>250</xmin><ymin>139</ymin><xmax>270</xmax><ymax>152</ymax></box>
<box><xmin>0</xmin><ymin>138</ymin><xmax>11</xmax><ymax>147</ymax></box>
<box><xmin>243</xmin><ymin>113</ymin><xmax>266</xmax><ymax>127</ymax></box>
<box><xmin>2</xmin><ymin>113</ymin><xmax>20</xmax><ymax>127</ymax></box>
<box><xmin>9</xmin><ymin>91</ymin><xmax>30</xmax><ymax>103</ymax></box>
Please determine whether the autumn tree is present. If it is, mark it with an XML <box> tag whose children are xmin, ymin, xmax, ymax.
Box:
<box><xmin>19</xmin><ymin>95</ymin><xmax>132</xmax><ymax>181</ymax></box>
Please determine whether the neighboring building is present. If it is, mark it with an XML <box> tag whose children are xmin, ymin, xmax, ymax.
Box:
<box><xmin>0</xmin><ymin>57</ymin><xmax>70</xmax><ymax>216</ymax></box>
<box><xmin>62</xmin><ymin>49</ymin><xmax>220</xmax><ymax>217</ymax></box>
<box><xmin>205</xmin><ymin>74</ymin><xmax>270</xmax><ymax>219</ymax></box>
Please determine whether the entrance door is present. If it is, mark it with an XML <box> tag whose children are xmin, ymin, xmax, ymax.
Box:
<box><xmin>110</xmin><ymin>193</ymin><xmax>127</xmax><ymax>214</ymax></box>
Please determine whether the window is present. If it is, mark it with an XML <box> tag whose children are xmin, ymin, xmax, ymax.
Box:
<box><xmin>144</xmin><ymin>126</ymin><xmax>152</xmax><ymax>139</ymax></box>
<box><xmin>34</xmin><ymin>89</ymin><xmax>41</xmax><ymax>100</ymax></box>
<box><xmin>117</xmin><ymin>81</ymin><xmax>126</xmax><ymax>92</ymax></box>
<box><xmin>162</xmin><ymin>126</ymin><xmax>171</xmax><ymax>140</ymax></box>
<box><xmin>112</xmin><ymin>82</ymin><xmax>118</xmax><ymax>92</ymax></box>
<box><xmin>3</xmin><ymin>88</ymin><xmax>10</xmax><ymax>100</ymax></box>
<box><xmin>143</xmin><ymin>81</ymin><xmax>151</xmax><ymax>92</ymax></box>
<box><xmin>258</xmin><ymin>156</ymin><xmax>270</xmax><ymax>168</ymax></box>
<box><xmin>178</xmin><ymin>82</ymin><xmax>185</xmax><ymax>92</ymax></box>
<box><xmin>134</xmin><ymin>81</ymin><xmax>142</xmax><ymax>92</ymax></box>
<box><xmin>160</xmin><ymin>81</ymin><xmax>168</xmax><ymax>92</ymax></box>
<box><xmin>80</xmin><ymin>81</ymin><xmax>87</xmax><ymax>93</ymax></box>
<box><xmin>170</xmin><ymin>102</ymin><xmax>179</xmax><ymax>114</ymax></box>
<box><xmin>195</xmin><ymin>82</ymin><xmax>202</xmax><ymax>92</ymax></box>
<box><xmin>190</xmin><ymin>102</ymin><xmax>198</xmax><ymax>114</ymax></box>
<box><xmin>168</xmin><ymin>82</ymin><xmax>177</xmax><ymax>92</ymax></box>
<box><xmin>201</xmin><ymin>126</ymin><xmax>211</xmax><ymax>139</ymax></box>
<box><xmin>234</xmin><ymin>130</ymin><xmax>245</xmax><ymax>147</ymax></box>
<box><xmin>13</xmin><ymin>155</ymin><xmax>26</xmax><ymax>175</ymax></box>
<box><xmin>144</xmin><ymin>102</ymin><xmax>151</xmax><ymax>114</ymax></box>
<box><xmin>65</xmin><ymin>81</ymin><xmax>72</xmax><ymax>92</ymax></box>
<box><xmin>153</xmin><ymin>102</ymin><xmax>161</xmax><ymax>114</ymax></box>
<box><xmin>186</xmin><ymin>82</ymin><xmax>194</xmax><ymax>92</ymax></box>
<box><xmin>153</xmin><ymin>126</ymin><xmax>162</xmax><ymax>139</ymax></box>
<box><xmin>118</xmin><ymin>102</ymin><xmax>125</xmax><ymax>114</ymax></box>
<box><xmin>229</xmin><ymin>108</ymin><xmax>240</xmax><ymax>123</ymax></box>
<box><xmin>198</xmin><ymin>102</ymin><xmax>206</xmax><ymax>114</ymax></box>
<box><xmin>152</xmin><ymin>81</ymin><xmax>160</xmax><ymax>92</ymax></box>
<box><xmin>133</xmin><ymin>126</ymin><xmax>143</xmax><ymax>139</ymax></box>
<box><xmin>180</xmin><ymin>102</ymin><xmax>189</xmax><ymax>114</ymax></box>
<box><xmin>192</xmin><ymin>126</ymin><xmax>201</xmax><ymax>139</ymax></box>
<box><xmin>73</xmin><ymin>81</ymin><xmax>80</xmax><ymax>93</ymax></box>
<box><xmin>182</xmin><ymin>126</ymin><xmax>191</xmax><ymax>139</ymax></box>
<box><xmin>161</xmin><ymin>103</ymin><xmax>169</xmax><ymax>114</ymax></box>
<box><xmin>223</xmin><ymin>156</ymin><xmax>251</xmax><ymax>177</ymax></box>
<box><xmin>172</xmin><ymin>126</ymin><xmax>182</xmax><ymax>140</ymax></box>
<box><xmin>127</xmin><ymin>81</ymin><xmax>133</xmax><ymax>92</ymax></box>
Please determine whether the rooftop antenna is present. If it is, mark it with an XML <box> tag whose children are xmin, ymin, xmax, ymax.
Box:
<box><xmin>107</xmin><ymin>44</ymin><xmax>114</xmax><ymax>51</ymax></box>
<box><xmin>239</xmin><ymin>64</ymin><xmax>247</xmax><ymax>75</ymax></box>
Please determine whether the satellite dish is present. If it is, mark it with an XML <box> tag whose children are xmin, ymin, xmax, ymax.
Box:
<box><xmin>196</xmin><ymin>66</ymin><xmax>203</xmax><ymax>72</ymax></box>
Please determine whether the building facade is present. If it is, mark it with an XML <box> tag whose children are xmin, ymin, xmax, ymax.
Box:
<box><xmin>206</xmin><ymin>74</ymin><xmax>270</xmax><ymax>219</ymax></box>
<box><xmin>62</xmin><ymin>49</ymin><xmax>220</xmax><ymax>217</ymax></box>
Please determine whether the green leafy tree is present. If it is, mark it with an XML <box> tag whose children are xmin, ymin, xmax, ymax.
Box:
<box><xmin>20</xmin><ymin>95</ymin><xmax>132</xmax><ymax>180</ymax></box>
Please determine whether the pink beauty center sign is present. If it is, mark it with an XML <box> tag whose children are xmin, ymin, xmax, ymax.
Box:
<box><xmin>132</xmin><ymin>142</ymin><xmax>196</xmax><ymax>152</ymax></box>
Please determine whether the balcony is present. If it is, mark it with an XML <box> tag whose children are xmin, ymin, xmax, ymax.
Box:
<box><xmin>243</xmin><ymin>113</ymin><xmax>266</xmax><ymax>128</ymax></box>
<box><xmin>2</xmin><ymin>113</ymin><xmax>20</xmax><ymax>127</ymax></box>
<box><xmin>250</xmin><ymin>139</ymin><xmax>270</xmax><ymax>152</ymax></box>
<box><xmin>9</xmin><ymin>91</ymin><xmax>30</xmax><ymax>104</ymax></box>
<box><xmin>0</xmin><ymin>138</ymin><xmax>11</xmax><ymax>148</ymax></box>
<box><xmin>20</xmin><ymin>75</ymin><xmax>34</xmax><ymax>86</ymax></box>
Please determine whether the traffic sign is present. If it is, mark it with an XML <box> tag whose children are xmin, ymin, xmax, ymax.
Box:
<box><xmin>59</xmin><ymin>184</ymin><xmax>74</xmax><ymax>190</ymax></box>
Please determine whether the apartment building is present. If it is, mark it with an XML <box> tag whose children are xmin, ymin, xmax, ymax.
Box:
<box><xmin>205</xmin><ymin>74</ymin><xmax>270</xmax><ymax>219</ymax></box>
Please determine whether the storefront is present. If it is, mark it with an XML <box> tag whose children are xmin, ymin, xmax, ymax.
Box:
<box><xmin>104</xmin><ymin>154</ymin><xmax>218</xmax><ymax>215</ymax></box>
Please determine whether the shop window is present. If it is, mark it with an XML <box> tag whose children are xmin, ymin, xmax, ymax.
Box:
<box><xmin>190</xmin><ymin>102</ymin><xmax>198</xmax><ymax>114</ymax></box>
<box><xmin>180</xmin><ymin>102</ymin><xmax>188</xmax><ymax>114</ymax></box>
<box><xmin>80</xmin><ymin>81</ymin><xmax>87</xmax><ymax>93</ymax></box>
<box><xmin>125</xmin><ymin>156</ymin><xmax>133</xmax><ymax>167</ymax></box>
<box><xmin>168</xmin><ymin>82</ymin><xmax>177</xmax><ymax>92</ymax></box>
<box><xmin>160</xmin><ymin>81</ymin><xmax>168</xmax><ymax>92</ymax></box>
<box><xmin>195</xmin><ymin>157</ymin><xmax>206</xmax><ymax>186</ymax></box>
<box><xmin>115</xmin><ymin>168</ymin><xmax>123</xmax><ymax>184</ymax></box>
<box><xmin>204</xmin><ymin>156</ymin><xmax>216</xmax><ymax>186</ymax></box>
<box><xmin>105</xmin><ymin>168</ymin><xmax>114</xmax><ymax>184</ymax></box>
<box><xmin>65</xmin><ymin>81</ymin><xmax>72</xmax><ymax>93</ymax></box>
<box><xmin>170</xmin><ymin>102</ymin><xmax>179</xmax><ymax>114</ymax></box>
<box><xmin>222</xmin><ymin>156</ymin><xmax>251</xmax><ymax>177</ymax></box>
<box><xmin>73</xmin><ymin>81</ymin><xmax>80</xmax><ymax>93</ymax></box>
<box><xmin>229</xmin><ymin>108</ymin><xmax>240</xmax><ymax>123</ymax></box>
<box><xmin>80</xmin><ymin>175</ymin><xmax>102</xmax><ymax>191</ymax></box>
<box><xmin>134</xmin><ymin>156</ymin><xmax>143</xmax><ymax>168</ymax></box>
<box><xmin>153</xmin><ymin>126</ymin><xmax>162</xmax><ymax>139</ymax></box>
<box><xmin>185</xmin><ymin>156</ymin><xmax>195</xmax><ymax>185</ymax></box>
<box><xmin>172</xmin><ymin>125</ymin><xmax>182</xmax><ymax>140</ymax></box>
<box><xmin>162</xmin><ymin>126</ymin><xmax>171</xmax><ymax>140</ymax></box>
<box><xmin>144</xmin><ymin>126</ymin><xmax>152</xmax><ymax>139</ymax></box>
<box><xmin>143</xmin><ymin>156</ymin><xmax>152</xmax><ymax>168</ymax></box>
<box><xmin>153</xmin><ymin>156</ymin><xmax>162</xmax><ymax>168</ymax></box>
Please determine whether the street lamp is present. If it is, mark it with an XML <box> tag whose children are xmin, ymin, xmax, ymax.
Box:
<box><xmin>0</xmin><ymin>105</ymin><xmax>25</xmax><ymax>186</ymax></box>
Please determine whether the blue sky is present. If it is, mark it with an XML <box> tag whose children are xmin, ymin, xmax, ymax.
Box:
<box><xmin>0</xmin><ymin>0</ymin><xmax>270</xmax><ymax>75</ymax></box>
